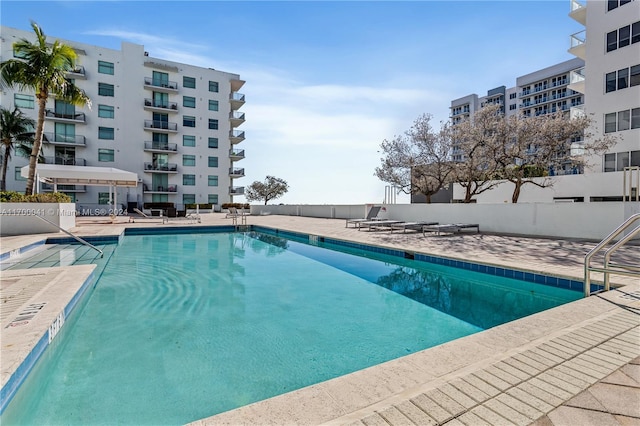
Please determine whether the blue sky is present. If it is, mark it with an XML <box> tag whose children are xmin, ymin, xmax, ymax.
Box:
<box><xmin>2</xmin><ymin>1</ymin><xmax>582</xmax><ymax>204</ymax></box>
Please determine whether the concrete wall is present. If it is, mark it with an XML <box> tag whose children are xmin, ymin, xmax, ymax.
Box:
<box><xmin>250</xmin><ymin>202</ymin><xmax>640</xmax><ymax>240</ymax></box>
<box><xmin>0</xmin><ymin>203</ymin><xmax>76</xmax><ymax>236</ymax></box>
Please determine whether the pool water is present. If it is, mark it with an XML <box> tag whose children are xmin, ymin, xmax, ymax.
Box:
<box><xmin>2</xmin><ymin>231</ymin><xmax>581</xmax><ymax>425</ymax></box>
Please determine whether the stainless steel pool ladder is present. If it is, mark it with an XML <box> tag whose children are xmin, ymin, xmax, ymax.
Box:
<box><xmin>584</xmin><ymin>213</ymin><xmax>640</xmax><ymax>297</ymax></box>
<box><xmin>1</xmin><ymin>212</ymin><xmax>104</xmax><ymax>258</ymax></box>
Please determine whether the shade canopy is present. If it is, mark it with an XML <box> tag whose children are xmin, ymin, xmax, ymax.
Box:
<box><xmin>21</xmin><ymin>164</ymin><xmax>138</xmax><ymax>187</ymax></box>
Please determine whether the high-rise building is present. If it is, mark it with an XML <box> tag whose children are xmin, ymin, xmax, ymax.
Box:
<box><xmin>1</xmin><ymin>26</ymin><xmax>246</xmax><ymax>211</ymax></box>
<box><xmin>568</xmin><ymin>0</ymin><xmax>639</xmax><ymax>185</ymax></box>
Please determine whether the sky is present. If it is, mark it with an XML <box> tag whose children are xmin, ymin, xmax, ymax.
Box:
<box><xmin>1</xmin><ymin>1</ymin><xmax>583</xmax><ymax>204</ymax></box>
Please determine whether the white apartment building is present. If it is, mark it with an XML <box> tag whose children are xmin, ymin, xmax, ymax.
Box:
<box><xmin>445</xmin><ymin>0</ymin><xmax>639</xmax><ymax>203</ymax></box>
<box><xmin>0</xmin><ymin>26</ymin><xmax>246</xmax><ymax>212</ymax></box>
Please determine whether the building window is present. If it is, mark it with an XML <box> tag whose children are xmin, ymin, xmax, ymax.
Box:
<box><xmin>209</xmin><ymin>81</ymin><xmax>219</xmax><ymax>92</ymax></box>
<box><xmin>98</xmin><ymin>148</ymin><xmax>114</xmax><ymax>162</ymax></box>
<box><xmin>14</xmin><ymin>94</ymin><xmax>34</xmax><ymax>109</ymax></box>
<box><xmin>208</xmin><ymin>137</ymin><xmax>218</xmax><ymax>148</ymax></box>
<box><xmin>618</xmin><ymin>110</ymin><xmax>630</xmax><ymax>131</ymax></box>
<box><xmin>208</xmin><ymin>175</ymin><xmax>218</xmax><ymax>186</ymax></box>
<box><xmin>183</xmin><ymin>194</ymin><xmax>196</xmax><ymax>205</ymax></box>
<box><xmin>208</xmin><ymin>119</ymin><xmax>218</xmax><ymax>130</ymax></box>
<box><xmin>509</xmin><ymin>93</ymin><xmax>517</xmax><ymax>100</ymax></box>
<box><xmin>619</xmin><ymin>25</ymin><xmax>631</xmax><ymax>48</ymax></box>
<box><xmin>183</xmin><ymin>174</ymin><xmax>196</xmax><ymax>186</ymax></box>
<box><xmin>618</xmin><ymin>68</ymin><xmax>629</xmax><ymax>90</ymax></box>
<box><xmin>183</xmin><ymin>76</ymin><xmax>196</xmax><ymax>89</ymax></box>
<box><xmin>183</xmin><ymin>155</ymin><xmax>196</xmax><ymax>166</ymax></box>
<box><xmin>12</xmin><ymin>47</ymin><xmax>28</xmax><ymax>59</ymax></box>
<box><xmin>509</xmin><ymin>104</ymin><xmax>517</xmax><ymax>111</ymax></box>
<box><xmin>605</xmin><ymin>113</ymin><xmax>617</xmax><ymax>133</ymax></box>
<box><xmin>98</xmin><ymin>83</ymin><xmax>114</xmax><ymax>97</ymax></box>
<box><xmin>208</xmin><ymin>100</ymin><xmax>219</xmax><ymax>111</ymax></box>
<box><xmin>631</xmin><ymin>65</ymin><xmax>640</xmax><ymax>87</ymax></box>
<box><xmin>98</xmin><ymin>104</ymin><xmax>115</xmax><ymax>118</ymax></box>
<box><xmin>98</xmin><ymin>60</ymin><xmax>114</xmax><ymax>75</ymax></box>
<box><xmin>633</xmin><ymin>21</ymin><xmax>640</xmax><ymax>44</ymax></box>
<box><xmin>98</xmin><ymin>192</ymin><xmax>111</xmax><ymax>205</ymax></box>
<box><xmin>208</xmin><ymin>194</ymin><xmax>218</xmax><ymax>204</ymax></box>
<box><xmin>606</xmin><ymin>71</ymin><xmax>617</xmax><ymax>92</ymax></box>
<box><xmin>183</xmin><ymin>96</ymin><xmax>196</xmax><ymax>108</ymax></box>
<box><xmin>15</xmin><ymin>167</ymin><xmax>26</xmax><ymax>181</ymax></box>
<box><xmin>98</xmin><ymin>127</ymin><xmax>114</xmax><ymax>140</ymax></box>
<box><xmin>607</xmin><ymin>30</ymin><xmax>618</xmax><ymax>52</ymax></box>
<box><xmin>183</xmin><ymin>116</ymin><xmax>196</xmax><ymax>127</ymax></box>
<box><xmin>208</xmin><ymin>156</ymin><xmax>218</xmax><ymax>167</ymax></box>
<box><xmin>632</xmin><ymin>108</ymin><xmax>640</xmax><ymax>129</ymax></box>
<box><xmin>183</xmin><ymin>135</ymin><xmax>196</xmax><ymax>147</ymax></box>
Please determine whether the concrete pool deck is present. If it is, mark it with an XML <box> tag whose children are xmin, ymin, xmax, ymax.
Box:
<box><xmin>0</xmin><ymin>213</ymin><xmax>638</xmax><ymax>425</ymax></box>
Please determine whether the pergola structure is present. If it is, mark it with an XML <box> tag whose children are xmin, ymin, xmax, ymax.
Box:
<box><xmin>21</xmin><ymin>164</ymin><xmax>138</xmax><ymax>215</ymax></box>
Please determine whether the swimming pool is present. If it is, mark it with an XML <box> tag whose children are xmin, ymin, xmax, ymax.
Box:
<box><xmin>1</xmin><ymin>229</ymin><xmax>582</xmax><ymax>425</ymax></box>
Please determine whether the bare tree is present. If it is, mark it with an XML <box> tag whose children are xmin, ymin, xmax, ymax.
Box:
<box><xmin>375</xmin><ymin>114</ymin><xmax>454</xmax><ymax>203</ymax></box>
<box><xmin>497</xmin><ymin>111</ymin><xmax>615</xmax><ymax>203</ymax></box>
<box><xmin>452</xmin><ymin>105</ymin><xmax>504</xmax><ymax>203</ymax></box>
<box><xmin>245</xmin><ymin>175</ymin><xmax>289</xmax><ymax>205</ymax></box>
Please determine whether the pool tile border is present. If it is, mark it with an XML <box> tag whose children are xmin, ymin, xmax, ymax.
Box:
<box><xmin>0</xmin><ymin>239</ymin><xmax>46</xmax><ymax>263</ymax></box>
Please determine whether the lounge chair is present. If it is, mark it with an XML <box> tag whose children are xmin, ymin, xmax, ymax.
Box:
<box><xmin>133</xmin><ymin>208</ymin><xmax>151</xmax><ymax>218</ymax></box>
<box><xmin>423</xmin><ymin>223</ymin><xmax>480</xmax><ymax>236</ymax></box>
<box><xmin>346</xmin><ymin>206</ymin><xmax>381</xmax><ymax>228</ymax></box>
<box><xmin>358</xmin><ymin>219</ymin><xmax>404</xmax><ymax>231</ymax></box>
<box><xmin>387</xmin><ymin>221</ymin><xmax>439</xmax><ymax>233</ymax></box>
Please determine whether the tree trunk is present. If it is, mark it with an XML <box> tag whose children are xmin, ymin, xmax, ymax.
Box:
<box><xmin>512</xmin><ymin>179</ymin><xmax>522</xmax><ymax>204</ymax></box>
<box><xmin>464</xmin><ymin>184</ymin><xmax>473</xmax><ymax>203</ymax></box>
<box><xmin>1</xmin><ymin>143</ymin><xmax>10</xmax><ymax>192</ymax></box>
<box><xmin>25</xmin><ymin>93</ymin><xmax>47</xmax><ymax>195</ymax></box>
<box><xmin>425</xmin><ymin>193</ymin><xmax>432</xmax><ymax>204</ymax></box>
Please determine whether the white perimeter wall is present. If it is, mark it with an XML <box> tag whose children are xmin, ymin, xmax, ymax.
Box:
<box><xmin>0</xmin><ymin>203</ymin><xmax>76</xmax><ymax>236</ymax></box>
<box><xmin>251</xmin><ymin>202</ymin><xmax>640</xmax><ymax>241</ymax></box>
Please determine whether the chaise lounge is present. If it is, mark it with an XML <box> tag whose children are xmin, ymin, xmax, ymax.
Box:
<box><xmin>346</xmin><ymin>206</ymin><xmax>381</xmax><ymax>228</ymax></box>
<box><xmin>387</xmin><ymin>221</ymin><xmax>439</xmax><ymax>233</ymax></box>
<box><xmin>423</xmin><ymin>223</ymin><xmax>480</xmax><ymax>236</ymax></box>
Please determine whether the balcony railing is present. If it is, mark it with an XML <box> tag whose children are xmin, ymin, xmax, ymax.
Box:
<box><xmin>551</xmin><ymin>79</ymin><xmax>568</xmax><ymax>87</ymax></box>
<box><xmin>67</xmin><ymin>65</ymin><xmax>86</xmax><ymax>78</ymax></box>
<box><xmin>144</xmin><ymin>162</ymin><xmax>178</xmax><ymax>172</ymax></box>
<box><xmin>533</xmin><ymin>85</ymin><xmax>548</xmax><ymax>93</ymax></box>
<box><xmin>229</xmin><ymin>167</ymin><xmax>245</xmax><ymax>177</ymax></box>
<box><xmin>142</xmin><ymin>182</ymin><xmax>178</xmax><ymax>193</ymax></box>
<box><xmin>44</xmin><ymin>157</ymin><xmax>86</xmax><ymax>166</ymax></box>
<box><xmin>144</xmin><ymin>120</ymin><xmax>178</xmax><ymax>131</ymax></box>
<box><xmin>569</xmin><ymin>0</ymin><xmax>587</xmax><ymax>25</ymax></box>
<box><xmin>43</xmin><ymin>132</ymin><xmax>86</xmax><ymax>146</ymax></box>
<box><xmin>45</xmin><ymin>110</ymin><xmax>86</xmax><ymax>123</ymax></box>
<box><xmin>230</xmin><ymin>130</ymin><xmax>245</xmax><ymax>143</ymax></box>
<box><xmin>229</xmin><ymin>149</ymin><xmax>245</xmax><ymax>159</ymax></box>
<box><xmin>229</xmin><ymin>186</ymin><xmax>244</xmax><ymax>195</ymax></box>
<box><xmin>144</xmin><ymin>98</ymin><xmax>178</xmax><ymax>111</ymax></box>
<box><xmin>229</xmin><ymin>111</ymin><xmax>246</xmax><ymax>126</ymax></box>
<box><xmin>569</xmin><ymin>30</ymin><xmax>586</xmax><ymax>59</ymax></box>
<box><xmin>143</xmin><ymin>77</ymin><xmax>178</xmax><ymax>90</ymax></box>
<box><xmin>229</xmin><ymin>92</ymin><xmax>246</xmax><ymax>110</ymax></box>
<box><xmin>144</xmin><ymin>141</ymin><xmax>178</xmax><ymax>152</ymax></box>
<box><xmin>533</xmin><ymin>97</ymin><xmax>549</xmax><ymax>105</ymax></box>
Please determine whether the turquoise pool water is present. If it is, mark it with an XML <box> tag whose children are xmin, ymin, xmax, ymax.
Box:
<box><xmin>2</xmin><ymin>231</ymin><xmax>581</xmax><ymax>425</ymax></box>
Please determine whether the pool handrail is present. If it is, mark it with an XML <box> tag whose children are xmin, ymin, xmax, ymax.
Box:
<box><xmin>33</xmin><ymin>214</ymin><xmax>104</xmax><ymax>258</ymax></box>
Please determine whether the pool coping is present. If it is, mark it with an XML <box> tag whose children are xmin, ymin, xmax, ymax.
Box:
<box><xmin>0</xmin><ymin>220</ymin><xmax>637</xmax><ymax>423</ymax></box>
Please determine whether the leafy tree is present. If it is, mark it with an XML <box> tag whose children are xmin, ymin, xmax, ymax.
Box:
<box><xmin>0</xmin><ymin>106</ymin><xmax>35</xmax><ymax>191</ymax></box>
<box><xmin>451</xmin><ymin>104</ymin><xmax>505</xmax><ymax>203</ymax></box>
<box><xmin>0</xmin><ymin>22</ymin><xmax>90</xmax><ymax>195</ymax></box>
<box><xmin>375</xmin><ymin>114</ymin><xmax>454</xmax><ymax>203</ymax></box>
<box><xmin>245</xmin><ymin>175</ymin><xmax>289</xmax><ymax>205</ymax></box>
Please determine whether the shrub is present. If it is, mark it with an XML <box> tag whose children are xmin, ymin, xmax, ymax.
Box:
<box><xmin>185</xmin><ymin>203</ymin><xmax>212</xmax><ymax>209</ymax></box>
<box><xmin>0</xmin><ymin>191</ymin><xmax>72</xmax><ymax>203</ymax></box>
<box><xmin>221</xmin><ymin>202</ymin><xmax>250</xmax><ymax>209</ymax></box>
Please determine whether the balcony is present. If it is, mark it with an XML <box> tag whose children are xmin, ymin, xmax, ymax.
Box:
<box><xmin>570</xmin><ymin>105</ymin><xmax>585</xmax><ymax>120</ymax></box>
<box><xmin>143</xmin><ymin>77</ymin><xmax>178</xmax><ymax>92</ymax></box>
<box><xmin>229</xmin><ymin>167</ymin><xmax>245</xmax><ymax>178</ymax></box>
<box><xmin>142</xmin><ymin>182</ymin><xmax>178</xmax><ymax>193</ymax></box>
<box><xmin>568</xmin><ymin>67</ymin><xmax>585</xmax><ymax>94</ymax></box>
<box><xmin>569</xmin><ymin>0</ymin><xmax>586</xmax><ymax>26</ymax></box>
<box><xmin>144</xmin><ymin>120</ymin><xmax>178</xmax><ymax>132</ymax></box>
<box><xmin>229</xmin><ymin>148</ymin><xmax>245</xmax><ymax>160</ymax></box>
<box><xmin>569</xmin><ymin>30</ymin><xmax>586</xmax><ymax>60</ymax></box>
<box><xmin>229</xmin><ymin>111</ymin><xmax>245</xmax><ymax>127</ymax></box>
<box><xmin>67</xmin><ymin>65</ymin><xmax>86</xmax><ymax>79</ymax></box>
<box><xmin>533</xmin><ymin>85</ymin><xmax>548</xmax><ymax>94</ymax></box>
<box><xmin>533</xmin><ymin>97</ymin><xmax>549</xmax><ymax>105</ymax></box>
<box><xmin>144</xmin><ymin>98</ymin><xmax>178</xmax><ymax>113</ymax></box>
<box><xmin>43</xmin><ymin>132</ymin><xmax>86</xmax><ymax>146</ymax></box>
<box><xmin>42</xmin><ymin>183</ymin><xmax>86</xmax><ymax>192</ymax></box>
<box><xmin>230</xmin><ymin>78</ymin><xmax>245</xmax><ymax>93</ymax></box>
<box><xmin>144</xmin><ymin>141</ymin><xmax>178</xmax><ymax>153</ymax></box>
<box><xmin>144</xmin><ymin>162</ymin><xmax>178</xmax><ymax>173</ymax></box>
<box><xmin>44</xmin><ymin>110</ymin><xmax>86</xmax><ymax>123</ymax></box>
<box><xmin>229</xmin><ymin>92</ymin><xmax>246</xmax><ymax>110</ymax></box>
<box><xmin>229</xmin><ymin>186</ymin><xmax>244</xmax><ymax>195</ymax></box>
<box><xmin>229</xmin><ymin>130</ymin><xmax>245</xmax><ymax>144</ymax></box>
<box><xmin>44</xmin><ymin>157</ymin><xmax>86</xmax><ymax>166</ymax></box>
<box><xmin>551</xmin><ymin>79</ymin><xmax>568</xmax><ymax>88</ymax></box>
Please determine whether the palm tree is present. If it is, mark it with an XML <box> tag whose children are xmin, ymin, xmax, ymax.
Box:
<box><xmin>0</xmin><ymin>106</ymin><xmax>35</xmax><ymax>191</ymax></box>
<box><xmin>0</xmin><ymin>21</ymin><xmax>90</xmax><ymax>195</ymax></box>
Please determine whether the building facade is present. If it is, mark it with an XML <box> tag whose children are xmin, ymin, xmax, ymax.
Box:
<box><xmin>1</xmin><ymin>26</ymin><xmax>246</xmax><ymax>212</ymax></box>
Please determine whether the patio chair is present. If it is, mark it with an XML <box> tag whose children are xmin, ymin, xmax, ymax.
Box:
<box><xmin>423</xmin><ymin>223</ymin><xmax>480</xmax><ymax>236</ymax></box>
<box><xmin>346</xmin><ymin>206</ymin><xmax>382</xmax><ymax>228</ymax></box>
<box><xmin>358</xmin><ymin>219</ymin><xmax>404</xmax><ymax>231</ymax></box>
<box><xmin>387</xmin><ymin>221</ymin><xmax>439</xmax><ymax>233</ymax></box>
